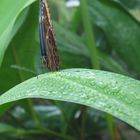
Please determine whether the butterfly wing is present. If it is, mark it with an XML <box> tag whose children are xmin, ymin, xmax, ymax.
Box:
<box><xmin>39</xmin><ymin>0</ymin><xmax>60</xmax><ymax>71</ymax></box>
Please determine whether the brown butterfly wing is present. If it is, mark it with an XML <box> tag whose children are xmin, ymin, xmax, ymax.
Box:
<box><xmin>42</xmin><ymin>0</ymin><xmax>60</xmax><ymax>71</ymax></box>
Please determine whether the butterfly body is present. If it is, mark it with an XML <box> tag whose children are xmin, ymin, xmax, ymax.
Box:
<box><xmin>39</xmin><ymin>0</ymin><xmax>60</xmax><ymax>71</ymax></box>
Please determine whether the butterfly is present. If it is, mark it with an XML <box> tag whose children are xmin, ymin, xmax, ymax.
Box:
<box><xmin>39</xmin><ymin>0</ymin><xmax>60</xmax><ymax>71</ymax></box>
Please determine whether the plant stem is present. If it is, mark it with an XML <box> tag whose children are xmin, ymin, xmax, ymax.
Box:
<box><xmin>80</xmin><ymin>106</ymin><xmax>87</xmax><ymax>140</ymax></box>
<box><xmin>80</xmin><ymin>0</ymin><xmax>100</xmax><ymax>69</ymax></box>
<box><xmin>71</xmin><ymin>8</ymin><xmax>81</xmax><ymax>32</ymax></box>
<box><xmin>106</xmin><ymin>114</ymin><xmax>115</xmax><ymax>140</ymax></box>
<box><xmin>105</xmin><ymin>114</ymin><xmax>120</xmax><ymax>140</ymax></box>
<box><xmin>15</xmin><ymin>128</ymin><xmax>75</xmax><ymax>140</ymax></box>
<box><xmin>39</xmin><ymin>127</ymin><xmax>76</xmax><ymax>140</ymax></box>
<box><xmin>27</xmin><ymin>99</ymin><xmax>41</xmax><ymax>128</ymax></box>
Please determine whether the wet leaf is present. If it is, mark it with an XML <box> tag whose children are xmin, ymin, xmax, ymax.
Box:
<box><xmin>0</xmin><ymin>69</ymin><xmax>139</xmax><ymax>131</ymax></box>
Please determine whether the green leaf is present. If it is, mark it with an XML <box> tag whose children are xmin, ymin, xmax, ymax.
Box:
<box><xmin>0</xmin><ymin>0</ymin><xmax>36</xmax><ymax>66</ymax></box>
<box><xmin>89</xmin><ymin>0</ymin><xmax>140</xmax><ymax>75</ymax></box>
<box><xmin>0</xmin><ymin>69</ymin><xmax>140</xmax><ymax>131</ymax></box>
<box><xmin>54</xmin><ymin>21</ymin><xmax>128</xmax><ymax>75</ymax></box>
<box><xmin>0</xmin><ymin>2</ymin><xmax>39</xmax><ymax>92</ymax></box>
<box><xmin>118</xmin><ymin>0</ymin><xmax>140</xmax><ymax>9</ymax></box>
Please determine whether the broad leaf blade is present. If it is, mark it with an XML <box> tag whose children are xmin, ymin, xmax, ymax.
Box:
<box><xmin>0</xmin><ymin>69</ymin><xmax>139</xmax><ymax>131</ymax></box>
<box><xmin>0</xmin><ymin>3</ymin><xmax>38</xmax><ymax>93</ymax></box>
<box><xmin>0</xmin><ymin>0</ymin><xmax>36</xmax><ymax>66</ymax></box>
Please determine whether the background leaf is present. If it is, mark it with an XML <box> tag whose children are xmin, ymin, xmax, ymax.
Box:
<box><xmin>89</xmin><ymin>0</ymin><xmax>140</xmax><ymax>76</ymax></box>
<box><xmin>0</xmin><ymin>0</ymin><xmax>36</xmax><ymax>66</ymax></box>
